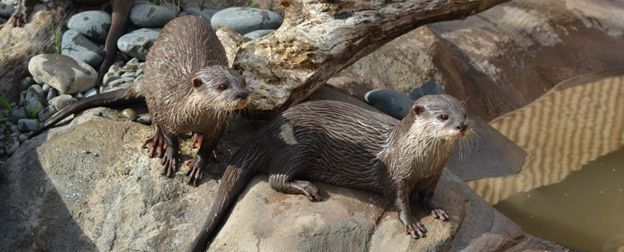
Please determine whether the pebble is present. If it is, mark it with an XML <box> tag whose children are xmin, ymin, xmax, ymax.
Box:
<box><xmin>127</xmin><ymin>115</ymin><xmax>138</xmax><ymax>122</ymax></box>
<box><xmin>61</xmin><ymin>29</ymin><xmax>105</xmax><ymax>68</ymax></box>
<box><xmin>10</xmin><ymin>107</ymin><xmax>26</xmax><ymax>123</ymax></box>
<box><xmin>121</xmin><ymin>72</ymin><xmax>137</xmax><ymax>78</ymax></box>
<box><xmin>136</xmin><ymin>115</ymin><xmax>151</xmax><ymax>125</ymax></box>
<box><xmin>55</xmin><ymin>94</ymin><xmax>74</xmax><ymax>111</ymax></box>
<box><xmin>28</xmin><ymin>54</ymin><xmax>98</xmax><ymax>94</ymax></box>
<box><xmin>364</xmin><ymin>89</ymin><xmax>414</xmax><ymax>119</ymax></box>
<box><xmin>37</xmin><ymin>106</ymin><xmax>57</xmax><ymax>122</ymax></box>
<box><xmin>46</xmin><ymin>88</ymin><xmax>58</xmax><ymax>101</ymax></box>
<box><xmin>18</xmin><ymin>134</ymin><xmax>28</xmax><ymax>143</ymax></box>
<box><xmin>67</xmin><ymin>10</ymin><xmax>112</xmax><ymax>42</ymax></box>
<box><xmin>161</xmin><ymin>1</ymin><xmax>180</xmax><ymax>14</ymax></box>
<box><xmin>4</xmin><ymin>0</ymin><xmax>13</xmax><ymax>14</ymax></box>
<box><xmin>4</xmin><ymin>120</ymin><xmax>11</xmax><ymax>126</ymax></box>
<box><xmin>74</xmin><ymin>92</ymin><xmax>84</xmax><ymax>100</ymax></box>
<box><xmin>243</xmin><ymin>29</ymin><xmax>275</xmax><ymax>40</ymax></box>
<box><xmin>184</xmin><ymin>3</ymin><xmax>199</xmax><ymax>10</ymax></box>
<box><xmin>42</xmin><ymin>83</ymin><xmax>50</xmax><ymax>93</ymax></box>
<box><xmin>122</xmin><ymin>108</ymin><xmax>137</xmax><ymax>117</ymax></box>
<box><xmin>93</xmin><ymin>111</ymin><xmax>103</xmax><ymax>116</ymax></box>
<box><xmin>85</xmin><ymin>88</ymin><xmax>98</xmax><ymax>98</ymax></box>
<box><xmin>121</xmin><ymin>58</ymin><xmax>140</xmax><ymax>72</ymax></box>
<box><xmin>0</xmin><ymin>17</ymin><xmax>6</xmax><ymax>24</ymax></box>
<box><xmin>22</xmin><ymin>85</ymin><xmax>46</xmax><ymax>112</ymax></box>
<box><xmin>108</xmin><ymin>77</ymin><xmax>135</xmax><ymax>88</ymax></box>
<box><xmin>18</xmin><ymin>119</ymin><xmax>39</xmax><ymax>132</ymax></box>
<box><xmin>103</xmin><ymin>65</ymin><xmax>122</xmax><ymax>87</ymax></box>
<box><xmin>129</xmin><ymin>4</ymin><xmax>176</xmax><ymax>28</ymax></box>
<box><xmin>211</xmin><ymin>7</ymin><xmax>283</xmax><ymax>35</ymax></box>
<box><xmin>5</xmin><ymin>135</ymin><xmax>19</xmax><ymax>155</ymax></box>
<box><xmin>408</xmin><ymin>79</ymin><xmax>445</xmax><ymax>100</ymax></box>
<box><xmin>0</xmin><ymin>8</ymin><xmax>9</xmax><ymax>19</ymax></box>
<box><xmin>18</xmin><ymin>77</ymin><xmax>34</xmax><ymax>93</ymax></box>
<box><xmin>9</xmin><ymin>125</ymin><xmax>18</xmax><ymax>134</ymax></box>
<box><xmin>117</xmin><ymin>28</ymin><xmax>161</xmax><ymax>61</ymax></box>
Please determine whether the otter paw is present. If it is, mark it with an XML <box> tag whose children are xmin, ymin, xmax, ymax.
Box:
<box><xmin>292</xmin><ymin>180</ymin><xmax>322</xmax><ymax>202</ymax></box>
<box><xmin>423</xmin><ymin>199</ymin><xmax>450</xmax><ymax>221</ymax></box>
<box><xmin>185</xmin><ymin>156</ymin><xmax>205</xmax><ymax>187</ymax></box>
<box><xmin>142</xmin><ymin>130</ymin><xmax>167</xmax><ymax>158</ymax></box>
<box><xmin>430</xmin><ymin>209</ymin><xmax>449</xmax><ymax>220</ymax></box>
<box><xmin>405</xmin><ymin>219</ymin><xmax>427</xmax><ymax>239</ymax></box>
<box><xmin>208</xmin><ymin>145</ymin><xmax>224</xmax><ymax>163</ymax></box>
<box><xmin>160</xmin><ymin>150</ymin><xmax>179</xmax><ymax>177</ymax></box>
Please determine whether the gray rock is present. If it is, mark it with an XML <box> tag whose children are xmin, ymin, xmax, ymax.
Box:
<box><xmin>18</xmin><ymin>119</ymin><xmax>39</xmax><ymax>132</ymax></box>
<box><xmin>22</xmin><ymin>85</ymin><xmax>46</xmax><ymax>113</ymax></box>
<box><xmin>0</xmin><ymin>16</ymin><xmax>6</xmax><ymax>24</ymax></box>
<box><xmin>177</xmin><ymin>11</ymin><xmax>186</xmax><ymax>17</ymax></box>
<box><xmin>18</xmin><ymin>77</ymin><xmax>34</xmax><ymax>93</ymax></box>
<box><xmin>18</xmin><ymin>134</ymin><xmax>27</xmax><ymax>143</ymax></box>
<box><xmin>211</xmin><ymin>7</ymin><xmax>283</xmax><ymax>35</ymax></box>
<box><xmin>161</xmin><ymin>1</ymin><xmax>179</xmax><ymax>14</ymax></box>
<box><xmin>67</xmin><ymin>10</ymin><xmax>112</xmax><ymax>42</ymax></box>
<box><xmin>185</xmin><ymin>8</ymin><xmax>208</xmax><ymax>22</ymax></box>
<box><xmin>0</xmin><ymin>8</ymin><xmax>9</xmax><ymax>19</ymax></box>
<box><xmin>364</xmin><ymin>89</ymin><xmax>414</xmax><ymax>119</ymax></box>
<box><xmin>184</xmin><ymin>2</ymin><xmax>199</xmax><ymax>11</ymax></box>
<box><xmin>28</xmin><ymin>54</ymin><xmax>98</xmax><ymax>94</ymax></box>
<box><xmin>408</xmin><ymin>79</ymin><xmax>445</xmax><ymax>100</ymax></box>
<box><xmin>121</xmin><ymin>58</ymin><xmax>140</xmax><ymax>72</ymax></box>
<box><xmin>136</xmin><ymin>115</ymin><xmax>151</xmax><ymax>124</ymax></box>
<box><xmin>10</xmin><ymin>107</ymin><xmax>26</xmax><ymax>123</ymax></box>
<box><xmin>4</xmin><ymin>134</ymin><xmax>18</xmax><ymax>155</ymax></box>
<box><xmin>9</xmin><ymin>125</ymin><xmax>18</xmax><ymax>134</ymax></box>
<box><xmin>74</xmin><ymin>92</ymin><xmax>84</xmax><ymax>100</ymax></box>
<box><xmin>93</xmin><ymin>111</ymin><xmax>103</xmax><ymax>116</ymax></box>
<box><xmin>120</xmin><ymin>71</ymin><xmax>137</xmax><ymax>78</ymax></box>
<box><xmin>117</xmin><ymin>28</ymin><xmax>161</xmax><ymax>61</ymax></box>
<box><xmin>108</xmin><ymin>77</ymin><xmax>135</xmax><ymax>88</ymax></box>
<box><xmin>102</xmin><ymin>65</ymin><xmax>122</xmax><ymax>87</ymax></box>
<box><xmin>129</xmin><ymin>4</ymin><xmax>176</xmax><ymax>28</ymax></box>
<box><xmin>61</xmin><ymin>29</ymin><xmax>105</xmax><ymax>68</ymax></box>
<box><xmin>38</xmin><ymin>106</ymin><xmax>57</xmax><ymax>122</ymax></box>
<box><xmin>243</xmin><ymin>29</ymin><xmax>275</xmax><ymax>40</ymax></box>
<box><xmin>42</xmin><ymin>83</ymin><xmax>50</xmax><ymax>93</ymax></box>
<box><xmin>46</xmin><ymin>87</ymin><xmax>58</xmax><ymax>101</ymax></box>
<box><xmin>202</xmin><ymin>9</ymin><xmax>218</xmax><ymax>20</ymax></box>
<box><xmin>85</xmin><ymin>88</ymin><xmax>98</xmax><ymax>98</ymax></box>
<box><xmin>55</xmin><ymin>94</ymin><xmax>74</xmax><ymax>111</ymax></box>
<box><xmin>3</xmin><ymin>0</ymin><xmax>14</xmax><ymax>14</ymax></box>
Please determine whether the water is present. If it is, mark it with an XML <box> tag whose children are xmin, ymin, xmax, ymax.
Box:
<box><xmin>466</xmin><ymin>76</ymin><xmax>624</xmax><ymax>251</ymax></box>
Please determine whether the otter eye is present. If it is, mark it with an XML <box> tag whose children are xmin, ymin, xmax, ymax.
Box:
<box><xmin>438</xmin><ymin>114</ymin><xmax>449</xmax><ymax>121</ymax></box>
<box><xmin>218</xmin><ymin>84</ymin><xmax>228</xmax><ymax>90</ymax></box>
<box><xmin>192</xmin><ymin>78</ymin><xmax>203</xmax><ymax>88</ymax></box>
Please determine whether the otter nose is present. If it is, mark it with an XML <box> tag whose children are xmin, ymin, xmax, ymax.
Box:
<box><xmin>236</xmin><ymin>92</ymin><xmax>248</xmax><ymax>100</ymax></box>
<box><xmin>456</xmin><ymin>122</ymin><xmax>467</xmax><ymax>132</ymax></box>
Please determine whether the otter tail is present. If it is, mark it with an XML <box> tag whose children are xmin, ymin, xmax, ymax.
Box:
<box><xmin>190</xmin><ymin>163</ymin><xmax>259</xmax><ymax>252</ymax></box>
<box><xmin>30</xmin><ymin>84</ymin><xmax>144</xmax><ymax>138</ymax></box>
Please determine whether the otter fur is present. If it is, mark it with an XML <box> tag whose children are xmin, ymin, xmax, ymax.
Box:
<box><xmin>190</xmin><ymin>94</ymin><xmax>469</xmax><ymax>252</ymax></box>
<box><xmin>31</xmin><ymin>15</ymin><xmax>250</xmax><ymax>186</ymax></box>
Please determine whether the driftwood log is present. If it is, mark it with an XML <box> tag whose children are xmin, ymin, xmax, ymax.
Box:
<box><xmin>0</xmin><ymin>0</ymin><xmax>508</xmax><ymax>109</ymax></box>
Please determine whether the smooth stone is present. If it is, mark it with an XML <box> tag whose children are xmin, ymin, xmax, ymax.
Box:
<box><xmin>5</xmin><ymin>135</ymin><xmax>19</xmax><ymax>155</ymax></box>
<box><xmin>121</xmin><ymin>58</ymin><xmax>140</xmax><ymax>72</ymax></box>
<box><xmin>41</xmin><ymin>83</ymin><xmax>50</xmax><ymax>93</ymax></box>
<box><xmin>61</xmin><ymin>29</ymin><xmax>105</xmax><ymax>68</ymax></box>
<box><xmin>10</xmin><ymin>107</ymin><xmax>26</xmax><ymax>123</ymax></box>
<box><xmin>136</xmin><ymin>115</ymin><xmax>151</xmax><ymax>124</ymax></box>
<box><xmin>211</xmin><ymin>7</ymin><xmax>283</xmax><ymax>35</ymax></box>
<box><xmin>122</xmin><ymin>108</ymin><xmax>137</xmax><ymax>117</ymax></box>
<box><xmin>38</xmin><ymin>106</ymin><xmax>57</xmax><ymax>122</ymax></box>
<box><xmin>161</xmin><ymin>1</ymin><xmax>179</xmax><ymax>14</ymax></box>
<box><xmin>117</xmin><ymin>28</ymin><xmax>161</xmax><ymax>61</ymax></box>
<box><xmin>74</xmin><ymin>92</ymin><xmax>84</xmax><ymax>100</ymax></box>
<box><xmin>0</xmin><ymin>16</ymin><xmax>6</xmax><ymax>24</ymax></box>
<box><xmin>4</xmin><ymin>0</ymin><xmax>13</xmax><ymax>14</ymax></box>
<box><xmin>9</xmin><ymin>125</ymin><xmax>19</xmax><ymax>133</ymax></box>
<box><xmin>108</xmin><ymin>77</ymin><xmax>135</xmax><ymax>88</ymax></box>
<box><xmin>4</xmin><ymin>120</ymin><xmax>11</xmax><ymax>126</ymax></box>
<box><xmin>28</xmin><ymin>54</ymin><xmax>98</xmax><ymax>94</ymax></box>
<box><xmin>46</xmin><ymin>88</ymin><xmax>58</xmax><ymax>101</ymax></box>
<box><xmin>129</xmin><ymin>4</ymin><xmax>176</xmax><ymax>28</ymax></box>
<box><xmin>0</xmin><ymin>8</ymin><xmax>8</xmax><ymax>19</ymax></box>
<box><xmin>85</xmin><ymin>88</ymin><xmax>97</xmax><ymax>98</ymax></box>
<box><xmin>408</xmin><ymin>79</ymin><xmax>445</xmax><ymax>100</ymax></box>
<box><xmin>243</xmin><ymin>29</ymin><xmax>275</xmax><ymax>40</ymax></box>
<box><xmin>93</xmin><ymin>111</ymin><xmax>103</xmax><ymax>116</ymax></box>
<box><xmin>17</xmin><ymin>119</ymin><xmax>39</xmax><ymax>132</ymax></box>
<box><xmin>177</xmin><ymin>11</ymin><xmax>186</xmax><ymax>17</ymax></box>
<box><xmin>102</xmin><ymin>64</ymin><xmax>122</xmax><ymax>86</ymax></box>
<box><xmin>55</xmin><ymin>94</ymin><xmax>74</xmax><ymax>111</ymax></box>
<box><xmin>120</xmin><ymin>72</ymin><xmax>136</xmax><ymax>78</ymax></box>
<box><xmin>202</xmin><ymin>9</ymin><xmax>218</xmax><ymax>19</ymax></box>
<box><xmin>18</xmin><ymin>77</ymin><xmax>34</xmax><ymax>93</ymax></box>
<box><xmin>22</xmin><ymin>85</ymin><xmax>45</xmax><ymax>113</ymax></box>
<box><xmin>18</xmin><ymin>134</ymin><xmax>27</xmax><ymax>143</ymax></box>
<box><xmin>126</xmin><ymin>114</ymin><xmax>137</xmax><ymax>122</ymax></box>
<box><xmin>364</xmin><ymin>89</ymin><xmax>414</xmax><ymax>119</ymax></box>
<box><xmin>184</xmin><ymin>3</ymin><xmax>199</xmax><ymax>10</ymax></box>
<box><xmin>185</xmin><ymin>8</ymin><xmax>207</xmax><ymax>22</ymax></box>
<box><xmin>67</xmin><ymin>10</ymin><xmax>112</xmax><ymax>42</ymax></box>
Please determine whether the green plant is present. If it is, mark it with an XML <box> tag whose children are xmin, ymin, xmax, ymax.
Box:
<box><xmin>50</xmin><ymin>21</ymin><xmax>61</xmax><ymax>54</ymax></box>
<box><xmin>250</xmin><ymin>0</ymin><xmax>259</xmax><ymax>7</ymax></box>
<box><xmin>0</xmin><ymin>92</ymin><xmax>13</xmax><ymax>115</ymax></box>
<box><xmin>27</xmin><ymin>103</ymin><xmax>40</xmax><ymax>119</ymax></box>
<box><xmin>0</xmin><ymin>118</ymin><xmax>9</xmax><ymax>123</ymax></box>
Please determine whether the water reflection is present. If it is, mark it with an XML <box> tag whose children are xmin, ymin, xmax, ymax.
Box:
<box><xmin>466</xmin><ymin>76</ymin><xmax>624</xmax><ymax>251</ymax></box>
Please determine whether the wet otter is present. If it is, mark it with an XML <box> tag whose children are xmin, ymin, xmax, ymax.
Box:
<box><xmin>190</xmin><ymin>94</ymin><xmax>469</xmax><ymax>252</ymax></box>
<box><xmin>31</xmin><ymin>15</ymin><xmax>250</xmax><ymax>186</ymax></box>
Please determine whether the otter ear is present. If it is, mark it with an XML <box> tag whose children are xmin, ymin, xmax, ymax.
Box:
<box><xmin>192</xmin><ymin>78</ymin><xmax>203</xmax><ymax>88</ymax></box>
<box><xmin>414</xmin><ymin>105</ymin><xmax>425</xmax><ymax>116</ymax></box>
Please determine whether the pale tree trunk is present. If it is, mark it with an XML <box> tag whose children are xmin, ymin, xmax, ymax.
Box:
<box><xmin>234</xmin><ymin>0</ymin><xmax>510</xmax><ymax>118</ymax></box>
<box><xmin>0</xmin><ymin>0</ymin><xmax>79</xmax><ymax>102</ymax></box>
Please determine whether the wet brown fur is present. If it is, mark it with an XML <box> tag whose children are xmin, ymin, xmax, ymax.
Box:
<box><xmin>33</xmin><ymin>16</ymin><xmax>249</xmax><ymax>186</ymax></box>
<box><xmin>190</xmin><ymin>94</ymin><xmax>469</xmax><ymax>252</ymax></box>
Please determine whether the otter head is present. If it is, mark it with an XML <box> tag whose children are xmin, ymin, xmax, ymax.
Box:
<box><xmin>407</xmin><ymin>94</ymin><xmax>469</xmax><ymax>141</ymax></box>
<box><xmin>189</xmin><ymin>65</ymin><xmax>250</xmax><ymax>111</ymax></box>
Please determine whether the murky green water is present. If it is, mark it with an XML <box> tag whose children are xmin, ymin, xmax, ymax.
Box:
<box><xmin>467</xmin><ymin>76</ymin><xmax>624</xmax><ymax>251</ymax></box>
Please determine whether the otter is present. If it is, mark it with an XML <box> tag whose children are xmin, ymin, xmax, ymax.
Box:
<box><xmin>31</xmin><ymin>15</ymin><xmax>250</xmax><ymax>186</ymax></box>
<box><xmin>190</xmin><ymin>94</ymin><xmax>469</xmax><ymax>252</ymax></box>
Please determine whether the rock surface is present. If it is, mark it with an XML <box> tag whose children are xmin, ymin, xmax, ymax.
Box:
<box><xmin>0</xmin><ymin>90</ymin><xmax>576</xmax><ymax>251</ymax></box>
<box><xmin>28</xmin><ymin>54</ymin><xmax>98</xmax><ymax>94</ymax></box>
<box><xmin>211</xmin><ymin>7</ymin><xmax>283</xmax><ymax>35</ymax></box>
<box><xmin>66</xmin><ymin>10</ymin><xmax>112</xmax><ymax>42</ymax></box>
<box><xmin>129</xmin><ymin>4</ymin><xmax>176</xmax><ymax>28</ymax></box>
<box><xmin>61</xmin><ymin>29</ymin><xmax>105</xmax><ymax>68</ymax></box>
<box><xmin>117</xmin><ymin>28</ymin><xmax>161</xmax><ymax>61</ymax></box>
